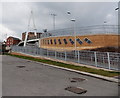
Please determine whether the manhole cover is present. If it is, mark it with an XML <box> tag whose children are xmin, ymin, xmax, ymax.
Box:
<box><xmin>16</xmin><ymin>66</ymin><xmax>25</xmax><ymax>68</ymax></box>
<box><xmin>70</xmin><ymin>78</ymin><xmax>86</xmax><ymax>82</ymax></box>
<box><xmin>65</xmin><ymin>86</ymin><xmax>87</xmax><ymax>94</ymax></box>
<box><xmin>118</xmin><ymin>82</ymin><xmax>120</xmax><ymax>86</ymax></box>
<box><xmin>27</xmin><ymin>61</ymin><xmax>31</xmax><ymax>62</ymax></box>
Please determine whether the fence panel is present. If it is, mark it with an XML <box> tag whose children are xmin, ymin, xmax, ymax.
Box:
<box><xmin>96</xmin><ymin>52</ymin><xmax>109</xmax><ymax>69</ymax></box>
<box><xmin>109</xmin><ymin>52</ymin><xmax>120</xmax><ymax>70</ymax></box>
<box><xmin>11</xmin><ymin>46</ymin><xmax>120</xmax><ymax>71</ymax></box>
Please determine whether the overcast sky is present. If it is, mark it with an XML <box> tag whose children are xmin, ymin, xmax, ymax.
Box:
<box><xmin>0</xmin><ymin>1</ymin><xmax>119</xmax><ymax>41</ymax></box>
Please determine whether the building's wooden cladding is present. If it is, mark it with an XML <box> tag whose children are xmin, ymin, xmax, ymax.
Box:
<box><xmin>39</xmin><ymin>34</ymin><xmax>119</xmax><ymax>50</ymax></box>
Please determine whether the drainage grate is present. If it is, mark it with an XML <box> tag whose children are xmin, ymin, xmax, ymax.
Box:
<box><xmin>16</xmin><ymin>66</ymin><xmax>25</xmax><ymax>68</ymax></box>
<box><xmin>27</xmin><ymin>61</ymin><xmax>31</xmax><ymax>62</ymax></box>
<box><xmin>70</xmin><ymin>78</ymin><xmax>86</xmax><ymax>82</ymax></box>
<box><xmin>114</xmin><ymin>75</ymin><xmax>120</xmax><ymax>79</ymax></box>
<box><xmin>65</xmin><ymin>86</ymin><xmax>87</xmax><ymax>94</ymax></box>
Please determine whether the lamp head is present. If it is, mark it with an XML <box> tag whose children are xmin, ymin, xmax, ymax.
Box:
<box><xmin>71</xmin><ymin>19</ymin><xmax>76</xmax><ymax>22</ymax></box>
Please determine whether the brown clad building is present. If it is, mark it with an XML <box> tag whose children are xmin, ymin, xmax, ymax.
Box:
<box><xmin>22</xmin><ymin>32</ymin><xmax>42</xmax><ymax>41</ymax></box>
<box><xmin>6</xmin><ymin>36</ymin><xmax>21</xmax><ymax>47</ymax></box>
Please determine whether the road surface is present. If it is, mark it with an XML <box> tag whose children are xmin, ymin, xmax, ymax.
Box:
<box><xmin>2</xmin><ymin>55</ymin><xmax>118</xmax><ymax>96</ymax></box>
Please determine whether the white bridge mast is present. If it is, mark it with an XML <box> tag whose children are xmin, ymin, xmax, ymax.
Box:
<box><xmin>24</xmin><ymin>10</ymin><xmax>37</xmax><ymax>47</ymax></box>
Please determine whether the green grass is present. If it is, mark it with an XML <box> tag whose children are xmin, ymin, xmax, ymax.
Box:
<box><xmin>7</xmin><ymin>53</ymin><xmax>120</xmax><ymax>77</ymax></box>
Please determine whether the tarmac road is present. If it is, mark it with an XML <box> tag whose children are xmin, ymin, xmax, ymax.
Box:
<box><xmin>2</xmin><ymin>55</ymin><xmax>119</xmax><ymax>96</ymax></box>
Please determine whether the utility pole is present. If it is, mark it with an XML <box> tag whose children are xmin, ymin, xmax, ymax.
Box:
<box><xmin>50</xmin><ymin>13</ymin><xmax>57</xmax><ymax>30</ymax></box>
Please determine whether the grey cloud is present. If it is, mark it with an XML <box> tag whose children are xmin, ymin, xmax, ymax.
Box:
<box><xmin>1</xmin><ymin>2</ymin><xmax>118</xmax><ymax>40</ymax></box>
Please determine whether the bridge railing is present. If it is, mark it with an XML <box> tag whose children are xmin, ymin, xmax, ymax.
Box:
<box><xmin>12</xmin><ymin>46</ymin><xmax>120</xmax><ymax>71</ymax></box>
<box><xmin>41</xmin><ymin>25</ymin><xmax>119</xmax><ymax>38</ymax></box>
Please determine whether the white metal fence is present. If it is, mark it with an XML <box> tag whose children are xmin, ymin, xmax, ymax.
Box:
<box><xmin>12</xmin><ymin>46</ymin><xmax>120</xmax><ymax>71</ymax></box>
<box><xmin>42</xmin><ymin>25</ymin><xmax>119</xmax><ymax>38</ymax></box>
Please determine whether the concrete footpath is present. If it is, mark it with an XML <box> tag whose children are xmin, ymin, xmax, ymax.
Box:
<box><xmin>2</xmin><ymin>55</ymin><xmax>119</xmax><ymax>96</ymax></box>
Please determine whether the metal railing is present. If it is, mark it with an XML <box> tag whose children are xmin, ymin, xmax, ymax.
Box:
<box><xmin>41</xmin><ymin>25</ymin><xmax>119</xmax><ymax>38</ymax></box>
<box><xmin>12</xmin><ymin>46</ymin><xmax>120</xmax><ymax>71</ymax></box>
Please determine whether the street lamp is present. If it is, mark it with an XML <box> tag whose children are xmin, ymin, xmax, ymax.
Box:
<box><xmin>67</xmin><ymin>11</ymin><xmax>77</xmax><ymax>51</ymax></box>
<box><xmin>115</xmin><ymin>7</ymin><xmax>119</xmax><ymax>33</ymax></box>
<box><xmin>50</xmin><ymin>13</ymin><xmax>57</xmax><ymax>31</ymax></box>
<box><xmin>115</xmin><ymin>7</ymin><xmax>119</xmax><ymax>11</ymax></box>
<box><xmin>71</xmin><ymin>19</ymin><xmax>76</xmax><ymax>51</ymax></box>
<box><xmin>103</xmin><ymin>21</ymin><xmax>107</xmax><ymax>33</ymax></box>
<box><xmin>67</xmin><ymin>11</ymin><xmax>71</xmax><ymax>15</ymax></box>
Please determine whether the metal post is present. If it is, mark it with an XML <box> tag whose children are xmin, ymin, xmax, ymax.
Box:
<box><xmin>37</xmin><ymin>48</ymin><xmax>38</xmax><ymax>55</ymax></box>
<box><xmin>55</xmin><ymin>51</ymin><xmax>56</xmax><ymax>59</ymax></box>
<box><xmin>107</xmin><ymin>52</ymin><xmax>111</xmax><ymax>70</ymax></box>
<box><xmin>71</xmin><ymin>19</ymin><xmax>76</xmax><ymax>51</ymax></box>
<box><xmin>78</xmin><ymin>50</ymin><xmax>80</xmax><ymax>63</ymax></box>
<box><xmin>65</xmin><ymin>51</ymin><xmax>67</xmax><ymax>61</ymax></box>
<box><xmin>50</xmin><ymin>13</ymin><xmax>57</xmax><ymax>30</ymax></box>
<box><xmin>39</xmin><ymin>48</ymin><xmax>41</xmax><ymax>55</ymax></box>
<box><xmin>35</xmin><ymin>47</ymin><xmax>37</xmax><ymax>55</ymax></box>
<box><xmin>94</xmin><ymin>52</ymin><xmax>97</xmax><ymax>67</ymax></box>
<box><xmin>47</xmin><ymin>49</ymin><xmax>48</xmax><ymax>57</ymax></box>
<box><xmin>24</xmin><ymin>47</ymin><xmax>26</xmax><ymax>53</ymax></box>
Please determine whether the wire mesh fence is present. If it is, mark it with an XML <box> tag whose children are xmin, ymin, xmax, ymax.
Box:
<box><xmin>12</xmin><ymin>46</ymin><xmax>120</xmax><ymax>71</ymax></box>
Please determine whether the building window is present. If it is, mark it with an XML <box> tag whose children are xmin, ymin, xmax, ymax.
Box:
<box><xmin>84</xmin><ymin>38</ymin><xmax>92</xmax><ymax>44</ymax></box>
<box><xmin>44</xmin><ymin>40</ymin><xmax>45</xmax><ymax>45</ymax></box>
<box><xmin>43</xmin><ymin>40</ymin><xmax>45</xmax><ymax>44</ymax></box>
<box><xmin>54</xmin><ymin>39</ymin><xmax>57</xmax><ymax>44</ymax></box>
<box><xmin>50</xmin><ymin>39</ymin><xmax>53</xmax><ymax>44</ymax></box>
<box><xmin>42</xmin><ymin>40</ymin><xmax>44</xmax><ymax>44</ymax></box>
<box><xmin>76</xmin><ymin>38</ymin><xmax>83</xmax><ymax>45</ymax></box>
<box><xmin>69</xmin><ymin>39</ymin><xmax>74</xmax><ymax>45</ymax></box>
<box><xmin>48</xmin><ymin>40</ymin><xmax>49</xmax><ymax>45</ymax></box>
<box><xmin>63</xmin><ymin>39</ymin><xmax>67</xmax><ymax>44</ymax></box>
<box><xmin>45</xmin><ymin>40</ymin><xmax>47</xmax><ymax>45</ymax></box>
<box><xmin>58</xmin><ymin>39</ymin><xmax>62</xmax><ymax>44</ymax></box>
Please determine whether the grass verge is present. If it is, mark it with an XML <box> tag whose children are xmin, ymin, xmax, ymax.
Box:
<box><xmin>7</xmin><ymin>53</ymin><xmax>120</xmax><ymax>77</ymax></box>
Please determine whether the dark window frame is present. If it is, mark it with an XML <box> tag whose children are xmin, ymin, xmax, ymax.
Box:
<box><xmin>63</xmin><ymin>39</ymin><xmax>68</xmax><ymax>44</ymax></box>
<box><xmin>50</xmin><ymin>39</ymin><xmax>53</xmax><ymax>44</ymax></box>
<box><xmin>84</xmin><ymin>38</ymin><xmax>92</xmax><ymax>44</ymax></box>
<box><xmin>48</xmin><ymin>40</ymin><xmax>49</xmax><ymax>45</ymax></box>
<box><xmin>76</xmin><ymin>38</ymin><xmax>83</xmax><ymax>45</ymax></box>
<box><xmin>54</xmin><ymin>39</ymin><xmax>57</xmax><ymax>44</ymax></box>
<box><xmin>58</xmin><ymin>39</ymin><xmax>62</xmax><ymax>44</ymax></box>
<box><xmin>69</xmin><ymin>39</ymin><xmax>74</xmax><ymax>45</ymax></box>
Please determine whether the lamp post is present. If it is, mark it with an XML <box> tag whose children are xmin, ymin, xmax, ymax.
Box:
<box><xmin>67</xmin><ymin>11</ymin><xmax>76</xmax><ymax>51</ymax></box>
<box><xmin>50</xmin><ymin>13</ymin><xmax>57</xmax><ymax>31</ymax></box>
<box><xmin>103</xmin><ymin>21</ymin><xmax>107</xmax><ymax>33</ymax></box>
<box><xmin>71</xmin><ymin>19</ymin><xmax>76</xmax><ymax>51</ymax></box>
<box><xmin>115</xmin><ymin>7</ymin><xmax>119</xmax><ymax>33</ymax></box>
<box><xmin>67</xmin><ymin>11</ymin><xmax>71</xmax><ymax>15</ymax></box>
<box><xmin>115</xmin><ymin>7</ymin><xmax>119</xmax><ymax>25</ymax></box>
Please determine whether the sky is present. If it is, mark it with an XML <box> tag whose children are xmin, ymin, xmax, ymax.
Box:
<box><xmin>0</xmin><ymin>0</ymin><xmax>119</xmax><ymax>41</ymax></box>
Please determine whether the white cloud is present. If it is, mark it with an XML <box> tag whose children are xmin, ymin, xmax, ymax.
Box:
<box><xmin>0</xmin><ymin>24</ymin><xmax>18</xmax><ymax>41</ymax></box>
<box><xmin>1</xmin><ymin>2</ymin><xmax>119</xmax><ymax>41</ymax></box>
<box><xmin>1</xmin><ymin>0</ymin><xmax>119</xmax><ymax>2</ymax></box>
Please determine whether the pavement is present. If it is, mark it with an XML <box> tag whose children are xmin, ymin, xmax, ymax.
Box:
<box><xmin>2</xmin><ymin>55</ymin><xmax>119</xmax><ymax>96</ymax></box>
